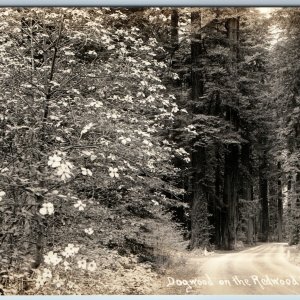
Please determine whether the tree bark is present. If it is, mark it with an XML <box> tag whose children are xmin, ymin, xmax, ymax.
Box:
<box><xmin>222</xmin><ymin>144</ymin><xmax>239</xmax><ymax>250</ymax></box>
<box><xmin>190</xmin><ymin>146</ymin><xmax>210</xmax><ymax>248</ymax></box>
<box><xmin>259</xmin><ymin>151</ymin><xmax>269</xmax><ymax>242</ymax></box>
<box><xmin>171</xmin><ymin>9</ymin><xmax>179</xmax><ymax>50</ymax></box>
<box><xmin>213</xmin><ymin>144</ymin><xmax>223</xmax><ymax>248</ymax></box>
<box><xmin>240</xmin><ymin>143</ymin><xmax>255</xmax><ymax>245</ymax></box>
<box><xmin>277</xmin><ymin>162</ymin><xmax>283</xmax><ymax>242</ymax></box>
<box><xmin>191</xmin><ymin>11</ymin><xmax>204</xmax><ymax>107</ymax></box>
<box><xmin>189</xmin><ymin>10</ymin><xmax>210</xmax><ymax>249</ymax></box>
<box><xmin>218</xmin><ymin>17</ymin><xmax>240</xmax><ymax>250</ymax></box>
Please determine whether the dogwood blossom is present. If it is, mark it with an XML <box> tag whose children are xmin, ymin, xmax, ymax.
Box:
<box><xmin>80</xmin><ymin>122</ymin><xmax>94</xmax><ymax>136</ymax></box>
<box><xmin>84</xmin><ymin>228</ymin><xmax>94</xmax><ymax>235</ymax></box>
<box><xmin>87</xmin><ymin>261</ymin><xmax>97</xmax><ymax>272</ymax></box>
<box><xmin>77</xmin><ymin>259</ymin><xmax>87</xmax><ymax>270</ymax></box>
<box><xmin>44</xmin><ymin>251</ymin><xmax>62</xmax><ymax>266</ymax></box>
<box><xmin>39</xmin><ymin>202</ymin><xmax>54</xmax><ymax>215</ymax></box>
<box><xmin>109</xmin><ymin>167</ymin><xmax>119</xmax><ymax>178</ymax></box>
<box><xmin>42</xmin><ymin>268</ymin><xmax>52</xmax><ymax>279</ymax></box>
<box><xmin>56</xmin><ymin>162</ymin><xmax>73</xmax><ymax>181</ymax></box>
<box><xmin>74</xmin><ymin>200</ymin><xmax>86</xmax><ymax>211</ymax></box>
<box><xmin>0</xmin><ymin>191</ymin><xmax>5</xmax><ymax>201</ymax></box>
<box><xmin>81</xmin><ymin>167</ymin><xmax>92</xmax><ymax>176</ymax></box>
<box><xmin>61</xmin><ymin>243</ymin><xmax>80</xmax><ymax>258</ymax></box>
<box><xmin>35</xmin><ymin>275</ymin><xmax>46</xmax><ymax>289</ymax></box>
<box><xmin>119</xmin><ymin>136</ymin><xmax>131</xmax><ymax>145</ymax></box>
<box><xmin>53</xmin><ymin>275</ymin><xmax>65</xmax><ymax>288</ymax></box>
<box><xmin>48</xmin><ymin>154</ymin><xmax>62</xmax><ymax>168</ymax></box>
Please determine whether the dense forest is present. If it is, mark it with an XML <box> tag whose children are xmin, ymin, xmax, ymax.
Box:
<box><xmin>0</xmin><ymin>7</ymin><xmax>300</xmax><ymax>295</ymax></box>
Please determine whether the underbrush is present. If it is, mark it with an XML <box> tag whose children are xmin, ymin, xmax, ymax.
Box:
<box><xmin>0</xmin><ymin>249</ymin><xmax>159</xmax><ymax>295</ymax></box>
<box><xmin>0</xmin><ymin>205</ymin><xmax>188</xmax><ymax>295</ymax></box>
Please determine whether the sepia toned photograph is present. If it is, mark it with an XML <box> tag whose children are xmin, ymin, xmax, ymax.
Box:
<box><xmin>0</xmin><ymin>6</ymin><xmax>300</xmax><ymax>295</ymax></box>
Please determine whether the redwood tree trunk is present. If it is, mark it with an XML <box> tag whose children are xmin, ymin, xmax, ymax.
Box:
<box><xmin>191</xmin><ymin>11</ymin><xmax>204</xmax><ymax>107</ymax></box>
<box><xmin>240</xmin><ymin>143</ymin><xmax>255</xmax><ymax>245</ymax></box>
<box><xmin>171</xmin><ymin>9</ymin><xmax>179</xmax><ymax>50</ymax></box>
<box><xmin>213</xmin><ymin>144</ymin><xmax>223</xmax><ymax>248</ymax></box>
<box><xmin>259</xmin><ymin>151</ymin><xmax>269</xmax><ymax>242</ymax></box>
<box><xmin>190</xmin><ymin>146</ymin><xmax>210</xmax><ymax>248</ymax></box>
<box><xmin>219</xmin><ymin>17</ymin><xmax>240</xmax><ymax>250</ymax></box>
<box><xmin>190</xmin><ymin>10</ymin><xmax>209</xmax><ymax>249</ymax></box>
<box><xmin>222</xmin><ymin>144</ymin><xmax>239</xmax><ymax>250</ymax></box>
<box><xmin>277</xmin><ymin>162</ymin><xmax>283</xmax><ymax>242</ymax></box>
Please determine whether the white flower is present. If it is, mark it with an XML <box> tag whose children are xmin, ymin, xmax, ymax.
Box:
<box><xmin>109</xmin><ymin>167</ymin><xmax>119</xmax><ymax>178</ymax></box>
<box><xmin>39</xmin><ymin>207</ymin><xmax>47</xmax><ymax>215</ymax></box>
<box><xmin>74</xmin><ymin>200</ymin><xmax>86</xmax><ymax>211</ymax></box>
<box><xmin>62</xmin><ymin>69</ymin><xmax>71</xmax><ymax>74</ymax></box>
<box><xmin>90</xmin><ymin>155</ymin><xmax>97</xmax><ymax>161</ymax></box>
<box><xmin>48</xmin><ymin>154</ymin><xmax>62</xmax><ymax>168</ymax></box>
<box><xmin>64</xmin><ymin>50</ymin><xmax>75</xmax><ymax>56</ymax></box>
<box><xmin>55</xmin><ymin>136</ymin><xmax>65</xmax><ymax>142</ymax></box>
<box><xmin>176</xmin><ymin>147</ymin><xmax>188</xmax><ymax>156</ymax></box>
<box><xmin>81</xmin><ymin>167</ymin><xmax>92</xmax><ymax>176</ymax></box>
<box><xmin>61</xmin><ymin>243</ymin><xmax>80</xmax><ymax>258</ymax></box>
<box><xmin>87</xmin><ymin>50</ymin><xmax>97</xmax><ymax>56</ymax></box>
<box><xmin>184</xmin><ymin>157</ymin><xmax>191</xmax><ymax>163</ymax></box>
<box><xmin>151</xmin><ymin>200</ymin><xmax>159</xmax><ymax>206</ymax></box>
<box><xmin>42</xmin><ymin>268</ymin><xmax>52</xmax><ymax>279</ymax></box>
<box><xmin>84</xmin><ymin>228</ymin><xmax>94</xmax><ymax>235</ymax></box>
<box><xmin>78</xmin><ymin>259</ymin><xmax>87</xmax><ymax>270</ymax></box>
<box><xmin>44</xmin><ymin>251</ymin><xmax>62</xmax><ymax>266</ymax></box>
<box><xmin>39</xmin><ymin>202</ymin><xmax>54</xmax><ymax>215</ymax></box>
<box><xmin>53</xmin><ymin>275</ymin><xmax>64</xmax><ymax>288</ymax></box>
<box><xmin>119</xmin><ymin>136</ymin><xmax>131</xmax><ymax>145</ymax></box>
<box><xmin>108</xmin><ymin>154</ymin><xmax>116</xmax><ymax>161</ymax></box>
<box><xmin>0</xmin><ymin>191</ymin><xmax>5</xmax><ymax>201</ymax></box>
<box><xmin>81</xmin><ymin>123</ymin><xmax>94</xmax><ymax>136</ymax></box>
<box><xmin>87</xmin><ymin>261</ymin><xmax>97</xmax><ymax>272</ymax></box>
<box><xmin>171</xmin><ymin>105</ymin><xmax>179</xmax><ymax>113</ymax></box>
<box><xmin>56</xmin><ymin>162</ymin><xmax>73</xmax><ymax>181</ymax></box>
<box><xmin>35</xmin><ymin>275</ymin><xmax>46</xmax><ymax>289</ymax></box>
<box><xmin>89</xmin><ymin>101</ymin><xmax>103</xmax><ymax>108</ymax></box>
<box><xmin>143</xmin><ymin>140</ymin><xmax>153</xmax><ymax>147</ymax></box>
<box><xmin>106</xmin><ymin>112</ymin><xmax>118</xmax><ymax>119</ymax></box>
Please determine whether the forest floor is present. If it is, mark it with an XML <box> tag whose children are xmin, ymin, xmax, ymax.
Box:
<box><xmin>157</xmin><ymin>243</ymin><xmax>300</xmax><ymax>295</ymax></box>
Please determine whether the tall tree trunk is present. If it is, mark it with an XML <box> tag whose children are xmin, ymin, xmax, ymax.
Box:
<box><xmin>213</xmin><ymin>144</ymin><xmax>223</xmax><ymax>248</ymax></box>
<box><xmin>191</xmin><ymin>11</ymin><xmax>204</xmax><ymax>107</ymax></box>
<box><xmin>240</xmin><ymin>143</ymin><xmax>254</xmax><ymax>245</ymax></box>
<box><xmin>190</xmin><ymin>146</ymin><xmax>210</xmax><ymax>248</ymax></box>
<box><xmin>290</xmin><ymin>173</ymin><xmax>300</xmax><ymax>245</ymax></box>
<box><xmin>247</xmin><ymin>186</ymin><xmax>255</xmax><ymax>244</ymax></box>
<box><xmin>277</xmin><ymin>162</ymin><xmax>283</xmax><ymax>242</ymax></box>
<box><xmin>219</xmin><ymin>17</ymin><xmax>240</xmax><ymax>250</ymax></box>
<box><xmin>190</xmin><ymin>10</ymin><xmax>209</xmax><ymax>249</ymax></box>
<box><xmin>222</xmin><ymin>144</ymin><xmax>239</xmax><ymax>250</ymax></box>
<box><xmin>259</xmin><ymin>151</ymin><xmax>269</xmax><ymax>242</ymax></box>
<box><xmin>171</xmin><ymin>9</ymin><xmax>179</xmax><ymax>50</ymax></box>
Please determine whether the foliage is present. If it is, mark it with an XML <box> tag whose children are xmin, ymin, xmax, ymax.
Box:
<box><xmin>0</xmin><ymin>8</ymin><xmax>189</xmax><ymax>294</ymax></box>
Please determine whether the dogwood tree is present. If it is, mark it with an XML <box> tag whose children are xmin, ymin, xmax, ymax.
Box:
<box><xmin>0</xmin><ymin>8</ymin><xmax>188</xmax><ymax>278</ymax></box>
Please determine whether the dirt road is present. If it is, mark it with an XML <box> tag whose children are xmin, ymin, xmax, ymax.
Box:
<box><xmin>161</xmin><ymin>243</ymin><xmax>300</xmax><ymax>294</ymax></box>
